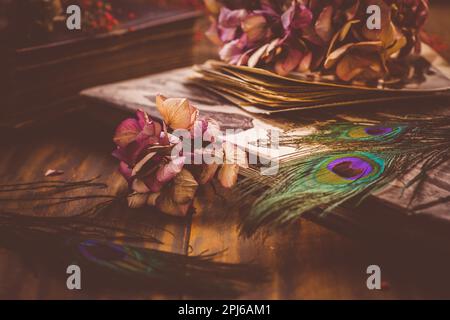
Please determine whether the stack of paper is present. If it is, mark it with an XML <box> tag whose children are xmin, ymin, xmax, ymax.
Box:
<box><xmin>191</xmin><ymin>59</ymin><xmax>450</xmax><ymax>114</ymax></box>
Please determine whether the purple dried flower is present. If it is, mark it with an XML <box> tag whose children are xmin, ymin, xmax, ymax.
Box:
<box><xmin>205</xmin><ymin>0</ymin><xmax>430</xmax><ymax>81</ymax></box>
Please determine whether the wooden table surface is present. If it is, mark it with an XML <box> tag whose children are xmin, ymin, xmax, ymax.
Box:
<box><xmin>2</xmin><ymin>103</ymin><xmax>450</xmax><ymax>300</ymax></box>
<box><xmin>1</xmin><ymin>3</ymin><xmax>450</xmax><ymax>300</ymax></box>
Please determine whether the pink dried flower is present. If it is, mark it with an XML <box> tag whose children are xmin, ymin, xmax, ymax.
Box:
<box><xmin>112</xmin><ymin>97</ymin><xmax>244</xmax><ymax>216</ymax></box>
<box><xmin>205</xmin><ymin>0</ymin><xmax>430</xmax><ymax>81</ymax></box>
<box><xmin>112</xmin><ymin>109</ymin><xmax>183</xmax><ymax>194</ymax></box>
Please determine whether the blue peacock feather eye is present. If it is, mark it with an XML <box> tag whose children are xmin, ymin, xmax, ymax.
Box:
<box><xmin>326</xmin><ymin>157</ymin><xmax>373</xmax><ymax>181</ymax></box>
<box><xmin>314</xmin><ymin>152</ymin><xmax>385</xmax><ymax>186</ymax></box>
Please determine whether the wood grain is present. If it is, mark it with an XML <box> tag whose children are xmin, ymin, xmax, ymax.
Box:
<box><xmin>0</xmin><ymin>114</ymin><xmax>188</xmax><ymax>299</ymax></box>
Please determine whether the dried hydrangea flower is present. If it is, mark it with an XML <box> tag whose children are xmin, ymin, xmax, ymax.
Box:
<box><xmin>205</xmin><ymin>0</ymin><xmax>430</xmax><ymax>81</ymax></box>
<box><xmin>113</xmin><ymin>98</ymin><xmax>246</xmax><ymax>216</ymax></box>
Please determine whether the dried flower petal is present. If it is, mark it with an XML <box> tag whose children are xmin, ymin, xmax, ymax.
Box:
<box><xmin>131</xmin><ymin>152</ymin><xmax>157</xmax><ymax>177</ymax></box>
<box><xmin>248</xmin><ymin>43</ymin><xmax>270</xmax><ymax>68</ymax></box>
<box><xmin>220</xmin><ymin>26</ymin><xmax>238</xmax><ymax>43</ymax></box>
<box><xmin>113</xmin><ymin>118</ymin><xmax>141</xmax><ymax>148</ymax></box>
<box><xmin>242</xmin><ymin>14</ymin><xmax>267</xmax><ymax>43</ymax></box>
<box><xmin>315</xmin><ymin>6</ymin><xmax>334</xmax><ymax>43</ymax></box>
<box><xmin>112</xmin><ymin>139</ymin><xmax>149</xmax><ymax>166</ymax></box>
<box><xmin>156</xmin><ymin>94</ymin><xmax>198</xmax><ymax>130</ymax></box>
<box><xmin>282</xmin><ymin>3</ymin><xmax>312</xmax><ymax>31</ymax></box>
<box><xmin>218</xmin><ymin>164</ymin><xmax>240</xmax><ymax>189</ymax></box>
<box><xmin>274</xmin><ymin>48</ymin><xmax>303</xmax><ymax>76</ymax></box>
<box><xmin>335</xmin><ymin>52</ymin><xmax>385</xmax><ymax>81</ymax></box>
<box><xmin>156</xmin><ymin>169</ymin><xmax>198</xmax><ymax>217</ymax></box>
<box><xmin>113</xmin><ymin>110</ymin><xmax>164</xmax><ymax>167</ymax></box>
<box><xmin>324</xmin><ymin>41</ymin><xmax>383</xmax><ymax>69</ymax></box>
<box><xmin>219</xmin><ymin>38</ymin><xmax>246</xmax><ymax>62</ymax></box>
<box><xmin>217</xmin><ymin>142</ymin><xmax>247</xmax><ymax>188</ymax></box>
<box><xmin>156</xmin><ymin>156</ymin><xmax>186</xmax><ymax>184</ymax></box>
<box><xmin>203</xmin><ymin>118</ymin><xmax>221</xmax><ymax>143</ymax></box>
<box><xmin>326</xmin><ymin>19</ymin><xmax>360</xmax><ymax>56</ymax></box>
<box><xmin>297</xmin><ymin>51</ymin><xmax>312</xmax><ymax>73</ymax></box>
<box><xmin>218</xmin><ymin>7</ymin><xmax>247</xmax><ymax>28</ymax></box>
<box><xmin>171</xmin><ymin>169</ymin><xmax>199</xmax><ymax>205</ymax></box>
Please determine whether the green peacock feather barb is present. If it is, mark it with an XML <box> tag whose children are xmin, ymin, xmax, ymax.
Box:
<box><xmin>237</xmin><ymin>114</ymin><xmax>450</xmax><ymax>237</ymax></box>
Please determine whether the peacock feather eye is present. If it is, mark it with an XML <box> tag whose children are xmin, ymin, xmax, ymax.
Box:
<box><xmin>364</xmin><ymin>126</ymin><xmax>393</xmax><ymax>136</ymax></box>
<box><xmin>314</xmin><ymin>152</ymin><xmax>385</xmax><ymax>186</ymax></box>
<box><xmin>337</xmin><ymin>124</ymin><xmax>406</xmax><ymax>141</ymax></box>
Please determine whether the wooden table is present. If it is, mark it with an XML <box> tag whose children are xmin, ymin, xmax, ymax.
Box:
<box><xmin>1</xmin><ymin>4</ymin><xmax>450</xmax><ymax>300</ymax></box>
<box><xmin>2</xmin><ymin>110</ymin><xmax>450</xmax><ymax>300</ymax></box>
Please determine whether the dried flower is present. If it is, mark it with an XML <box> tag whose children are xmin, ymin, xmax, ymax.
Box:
<box><xmin>113</xmin><ymin>97</ymin><xmax>245</xmax><ymax>217</ymax></box>
<box><xmin>205</xmin><ymin>0</ymin><xmax>430</xmax><ymax>82</ymax></box>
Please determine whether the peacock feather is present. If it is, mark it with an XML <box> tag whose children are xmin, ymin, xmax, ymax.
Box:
<box><xmin>0</xmin><ymin>211</ymin><xmax>267</xmax><ymax>296</ymax></box>
<box><xmin>238</xmin><ymin>115</ymin><xmax>450</xmax><ymax>236</ymax></box>
<box><xmin>74</xmin><ymin>239</ymin><xmax>266</xmax><ymax>295</ymax></box>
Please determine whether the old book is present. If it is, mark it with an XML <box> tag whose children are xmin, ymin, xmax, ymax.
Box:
<box><xmin>2</xmin><ymin>3</ymin><xmax>201</xmax><ymax>128</ymax></box>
